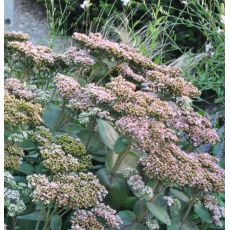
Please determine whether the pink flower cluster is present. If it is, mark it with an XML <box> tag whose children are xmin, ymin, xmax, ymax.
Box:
<box><xmin>54</xmin><ymin>74</ymin><xmax>81</xmax><ymax>99</ymax></box>
<box><xmin>73</xmin><ymin>32</ymin><xmax>180</xmax><ymax>77</ymax></box>
<box><xmin>146</xmin><ymin>70</ymin><xmax>201</xmax><ymax>98</ymax></box>
<box><xmin>8</xmin><ymin>41</ymin><xmax>56</xmax><ymax>67</ymax></box>
<box><xmin>70</xmin><ymin>203</ymin><xmax>122</xmax><ymax>230</ymax></box>
<box><xmin>170</xmin><ymin>106</ymin><xmax>219</xmax><ymax>145</ymax></box>
<box><xmin>117</xmin><ymin>64</ymin><xmax>147</xmax><ymax>83</ymax></box>
<box><xmin>58</xmin><ymin>47</ymin><xmax>95</xmax><ymax>66</ymax></box>
<box><xmin>116</xmin><ymin>116</ymin><xmax>223</xmax><ymax>193</ymax></box>
<box><xmin>4</xmin><ymin>31</ymin><xmax>30</xmax><ymax>43</ymax></box>
<box><xmin>203</xmin><ymin>195</ymin><xmax>225</xmax><ymax>227</ymax></box>
<box><xmin>5</xmin><ymin>78</ymin><xmax>34</xmax><ymax>100</ymax></box>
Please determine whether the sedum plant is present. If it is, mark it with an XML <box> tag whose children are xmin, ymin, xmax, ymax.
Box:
<box><xmin>4</xmin><ymin>31</ymin><xmax>224</xmax><ymax>230</ymax></box>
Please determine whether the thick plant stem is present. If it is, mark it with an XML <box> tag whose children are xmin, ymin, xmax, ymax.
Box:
<box><xmin>35</xmin><ymin>208</ymin><xmax>45</xmax><ymax>230</ymax></box>
<box><xmin>179</xmin><ymin>200</ymin><xmax>194</xmax><ymax>230</ymax></box>
<box><xmin>86</xmin><ymin>121</ymin><xmax>95</xmax><ymax>150</ymax></box>
<box><xmin>42</xmin><ymin>207</ymin><xmax>51</xmax><ymax>230</ymax></box>
<box><xmin>111</xmin><ymin>144</ymin><xmax>131</xmax><ymax>175</ymax></box>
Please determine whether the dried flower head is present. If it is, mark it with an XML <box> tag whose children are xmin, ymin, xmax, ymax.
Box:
<box><xmin>4</xmin><ymin>143</ymin><xmax>24</xmax><ymax>169</ymax></box>
<box><xmin>4</xmin><ymin>94</ymin><xmax>43</xmax><ymax>126</ymax></box>
<box><xmin>203</xmin><ymin>195</ymin><xmax>224</xmax><ymax>227</ymax></box>
<box><xmin>146</xmin><ymin>70</ymin><xmax>201</xmax><ymax>98</ymax></box>
<box><xmin>70</xmin><ymin>203</ymin><xmax>122</xmax><ymax>230</ymax></box>
<box><xmin>39</xmin><ymin>143</ymin><xmax>91</xmax><ymax>173</ymax></box>
<box><xmin>7</xmin><ymin>41</ymin><xmax>56</xmax><ymax>68</ymax></box>
<box><xmin>4</xmin><ymin>31</ymin><xmax>30</xmax><ymax>43</ymax></box>
<box><xmin>5</xmin><ymin>78</ymin><xmax>34</xmax><ymax>100</ymax></box>
<box><xmin>54</xmin><ymin>73</ymin><xmax>81</xmax><ymax>99</ymax></box>
<box><xmin>27</xmin><ymin>172</ymin><xmax>108</xmax><ymax>209</ymax></box>
<box><xmin>73</xmin><ymin>33</ymin><xmax>180</xmax><ymax>77</ymax></box>
<box><xmin>140</xmin><ymin>145</ymin><xmax>224</xmax><ymax>193</ymax></box>
<box><xmin>58</xmin><ymin>47</ymin><xmax>95</xmax><ymax>67</ymax></box>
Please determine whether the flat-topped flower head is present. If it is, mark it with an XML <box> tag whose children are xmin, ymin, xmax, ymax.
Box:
<box><xmin>70</xmin><ymin>204</ymin><xmax>122</xmax><ymax>230</ymax></box>
<box><xmin>140</xmin><ymin>144</ymin><xmax>224</xmax><ymax>193</ymax></box>
<box><xmin>146</xmin><ymin>70</ymin><xmax>201</xmax><ymax>98</ymax></box>
<box><xmin>27</xmin><ymin>173</ymin><xmax>108</xmax><ymax>209</ymax></box>
<box><xmin>5</xmin><ymin>78</ymin><xmax>34</xmax><ymax>100</ymax></box>
<box><xmin>7</xmin><ymin>41</ymin><xmax>56</xmax><ymax>67</ymax></box>
<box><xmin>4</xmin><ymin>143</ymin><xmax>24</xmax><ymax>169</ymax></box>
<box><xmin>58</xmin><ymin>47</ymin><xmax>95</xmax><ymax>67</ymax></box>
<box><xmin>54</xmin><ymin>73</ymin><xmax>81</xmax><ymax>99</ymax></box>
<box><xmin>72</xmin><ymin>33</ymin><xmax>181</xmax><ymax>77</ymax></box>
<box><xmin>4</xmin><ymin>94</ymin><xmax>43</xmax><ymax>126</ymax></box>
<box><xmin>39</xmin><ymin>143</ymin><xmax>91</xmax><ymax>173</ymax></box>
<box><xmin>117</xmin><ymin>64</ymin><xmax>147</xmax><ymax>83</ymax></box>
<box><xmin>203</xmin><ymin>195</ymin><xmax>225</xmax><ymax>227</ymax></box>
<box><xmin>4</xmin><ymin>31</ymin><xmax>30</xmax><ymax>43</ymax></box>
<box><xmin>56</xmin><ymin>134</ymin><xmax>86</xmax><ymax>157</ymax></box>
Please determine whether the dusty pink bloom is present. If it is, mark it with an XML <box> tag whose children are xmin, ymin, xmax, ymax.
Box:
<box><xmin>84</xmin><ymin>83</ymin><xmax>116</xmax><ymax>104</ymax></box>
<box><xmin>5</xmin><ymin>78</ymin><xmax>34</xmax><ymax>100</ymax></box>
<box><xmin>203</xmin><ymin>195</ymin><xmax>224</xmax><ymax>227</ymax></box>
<box><xmin>146</xmin><ymin>70</ymin><xmax>201</xmax><ymax>98</ymax></box>
<box><xmin>54</xmin><ymin>73</ymin><xmax>81</xmax><ymax>99</ymax></box>
<box><xmin>58</xmin><ymin>47</ymin><xmax>95</xmax><ymax>66</ymax></box>
<box><xmin>140</xmin><ymin>145</ymin><xmax>224</xmax><ymax>193</ymax></box>
<box><xmin>8</xmin><ymin>41</ymin><xmax>56</xmax><ymax>67</ymax></box>
<box><xmin>169</xmin><ymin>107</ymin><xmax>219</xmax><ymax>145</ymax></box>
<box><xmin>4</xmin><ymin>31</ymin><xmax>30</xmax><ymax>43</ymax></box>
<box><xmin>73</xmin><ymin>33</ymin><xmax>180</xmax><ymax>77</ymax></box>
<box><xmin>117</xmin><ymin>64</ymin><xmax>147</xmax><ymax>83</ymax></box>
<box><xmin>92</xmin><ymin>203</ymin><xmax>122</xmax><ymax>228</ymax></box>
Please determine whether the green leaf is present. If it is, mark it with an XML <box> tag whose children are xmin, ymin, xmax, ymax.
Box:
<box><xmin>78</xmin><ymin>129</ymin><xmax>106</xmax><ymax>155</ymax></box>
<box><xmin>105</xmin><ymin>149</ymin><xmax>118</xmax><ymax>171</ymax></box>
<box><xmin>118</xmin><ymin>210</ymin><xmax>136</xmax><ymax>226</ymax></box>
<box><xmin>123</xmin><ymin>223</ymin><xmax>147</xmax><ymax>230</ymax></box>
<box><xmin>116</xmin><ymin>151</ymin><xmax>140</xmax><ymax>174</ymax></box>
<box><xmin>170</xmin><ymin>188</ymin><xmax>189</xmax><ymax>203</ymax></box>
<box><xmin>50</xmin><ymin>214</ymin><xmax>62</xmax><ymax>230</ymax></box>
<box><xmin>183</xmin><ymin>219</ymin><xmax>199</xmax><ymax>230</ymax></box>
<box><xmin>17</xmin><ymin>211</ymin><xmax>44</xmax><ymax>221</ymax></box>
<box><xmin>43</xmin><ymin>103</ymin><xmax>62</xmax><ymax>130</ymax></box>
<box><xmin>114</xmin><ymin>136</ymin><xmax>131</xmax><ymax>154</ymax></box>
<box><xmin>146</xmin><ymin>202</ymin><xmax>171</xmax><ymax>225</ymax></box>
<box><xmin>122</xmin><ymin>197</ymin><xmax>138</xmax><ymax>210</ymax></box>
<box><xmin>97</xmin><ymin>119</ymin><xmax>119</xmax><ymax>150</ymax></box>
<box><xmin>19</xmin><ymin>139</ymin><xmax>36</xmax><ymax>150</ymax></box>
<box><xmin>133</xmin><ymin>199</ymin><xmax>146</xmax><ymax>217</ymax></box>
<box><xmin>97</xmin><ymin>168</ymin><xmax>131</xmax><ymax>209</ymax></box>
<box><xmin>17</xmin><ymin>161</ymin><xmax>34</xmax><ymax>175</ymax></box>
<box><xmin>168</xmin><ymin>218</ymin><xmax>199</xmax><ymax>230</ymax></box>
<box><xmin>35</xmin><ymin>163</ymin><xmax>48</xmax><ymax>174</ymax></box>
<box><xmin>62</xmin><ymin>123</ymin><xmax>84</xmax><ymax>137</ymax></box>
<box><xmin>194</xmin><ymin>202</ymin><xmax>212</xmax><ymax>223</ymax></box>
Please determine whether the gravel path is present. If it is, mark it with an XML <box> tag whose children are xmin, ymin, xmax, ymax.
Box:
<box><xmin>5</xmin><ymin>0</ymin><xmax>72</xmax><ymax>53</ymax></box>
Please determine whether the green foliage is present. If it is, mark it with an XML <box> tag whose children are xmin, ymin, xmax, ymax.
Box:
<box><xmin>146</xmin><ymin>202</ymin><xmax>171</xmax><ymax>225</ymax></box>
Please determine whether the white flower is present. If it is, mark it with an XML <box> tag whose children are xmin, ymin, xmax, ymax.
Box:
<box><xmin>121</xmin><ymin>0</ymin><xmax>130</xmax><ymax>6</ymax></box>
<box><xmin>180</xmin><ymin>0</ymin><xmax>188</xmax><ymax>5</ymax></box>
<box><xmin>217</xmin><ymin>27</ymin><xmax>223</xmax><ymax>33</ymax></box>
<box><xmin>80</xmin><ymin>0</ymin><xmax>92</xmax><ymax>9</ymax></box>
<box><xmin>205</xmin><ymin>42</ymin><xmax>213</xmax><ymax>53</ymax></box>
<box><xmin>220</xmin><ymin>15</ymin><xmax>225</xmax><ymax>25</ymax></box>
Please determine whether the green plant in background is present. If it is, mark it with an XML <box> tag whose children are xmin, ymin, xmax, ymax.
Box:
<box><xmin>4</xmin><ymin>31</ymin><xmax>224</xmax><ymax>230</ymax></box>
<box><xmin>168</xmin><ymin>0</ymin><xmax>225</xmax><ymax>104</ymax></box>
